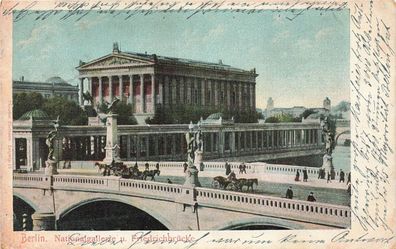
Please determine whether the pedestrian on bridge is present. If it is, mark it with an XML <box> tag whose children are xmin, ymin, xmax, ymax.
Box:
<box><xmin>145</xmin><ymin>162</ymin><xmax>149</xmax><ymax>171</ymax></box>
<box><xmin>183</xmin><ymin>162</ymin><xmax>188</xmax><ymax>173</ymax></box>
<box><xmin>327</xmin><ymin>171</ymin><xmax>332</xmax><ymax>183</ymax></box>
<box><xmin>242</xmin><ymin>163</ymin><xmax>247</xmax><ymax>174</ymax></box>
<box><xmin>307</xmin><ymin>192</ymin><xmax>316</xmax><ymax>202</ymax></box>
<box><xmin>339</xmin><ymin>169</ymin><xmax>345</xmax><ymax>183</ymax></box>
<box><xmin>239</xmin><ymin>164</ymin><xmax>243</xmax><ymax>174</ymax></box>
<box><xmin>303</xmin><ymin>168</ymin><xmax>308</xmax><ymax>182</ymax></box>
<box><xmin>295</xmin><ymin>170</ymin><xmax>300</xmax><ymax>181</ymax></box>
<box><xmin>285</xmin><ymin>186</ymin><xmax>293</xmax><ymax>199</ymax></box>
<box><xmin>225</xmin><ymin>161</ymin><xmax>231</xmax><ymax>175</ymax></box>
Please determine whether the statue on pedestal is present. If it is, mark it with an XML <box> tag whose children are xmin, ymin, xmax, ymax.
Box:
<box><xmin>45</xmin><ymin>116</ymin><xmax>60</xmax><ymax>175</ymax></box>
<box><xmin>184</xmin><ymin>121</ymin><xmax>202</xmax><ymax>187</ymax></box>
<box><xmin>321</xmin><ymin>116</ymin><xmax>335</xmax><ymax>179</ymax></box>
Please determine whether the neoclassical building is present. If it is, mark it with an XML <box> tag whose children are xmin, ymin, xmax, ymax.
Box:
<box><xmin>13</xmin><ymin>76</ymin><xmax>78</xmax><ymax>102</ymax></box>
<box><xmin>77</xmin><ymin>43</ymin><xmax>257</xmax><ymax>122</ymax></box>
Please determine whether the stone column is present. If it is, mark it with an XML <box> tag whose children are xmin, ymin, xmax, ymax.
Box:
<box><xmin>186</xmin><ymin>78</ymin><xmax>191</xmax><ymax>104</ymax></box>
<box><xmin>158</xmin><ymin>77</ymin><xmax>163</xmax><ymax>105</ymax></box>
<box><xmin>317</xmin><ymin>129</ymin><xmax>322</xmax><ymax>145</ymax></box>
<box><xmin>164</xmin><ymin>76</ymin><xmax>169</xmax><ymax>107</ymax></box>
<box><xmin>32</xmin><ymin>212</ymin><xmax>56</xmax><ymax>231</ymax></box>
<box><xmin>109</xmin><ymin>76</ymin><xmax>113</xmax><ymax>102</ymax></box>
<box><xmin>119</xmin><ymin>75</ymin><xmax>123</xmax><ymax>100</ymax></box>
<box><xmin>129</xmin><ymin>75</ymin><xmax>133</xmax><ymax>105</ymax></box>
<box><xmin>99</xmin><ymin>77</ymin><xmax>103</xmax><ymax>104</ymax></box>
<box><xmin>201</xmin><ymin>79</ymin><xmax>206</xmax><ymax>106</ymax></box>
<box><xmin>172</xmin><ymin>77</ymin><xmax>177</xmax><ymax>105</ymax></box>
<box><xmin>219</xmin><ymin>131</ymin><xmax>225</xmax><ymax>156</ymax></box>
<box><xmin>79</xmin><ymin>78</ymin><xmax>84</xmax><ymax>106</ymax></box>
<box><xmin>126</xmin><ymin>135</ymin><xmax>131</xmax><ymax>160</ymax></box>
<box><xmin>140</xmin><ymin>74</ymin><xmax>144</xmax><ymax>113</ymax></box>
<box><xmin>214</xmin><ymin>80</ymin><xmax>218</xmax><ymax>107</ymax></box>
<box><xmin>179</xmin><ymin>77</ymin><xmax>184</xmax><ymax>104</ymax></box>
<box><xmin>151</xmin><ymin>74</ymin><xmax>155</xmax><ymax>113</ymax></box>
<box><xmin>88</xmin><ymin>77</ymin><xmax>92</xmax><ymax>95</ymax></box>
<box><xmin>226</xmin><ymin>81</ymin><xmax>231</xmax><ymax>109</ymax></box>
<box><xmin>230</xmin><ymin>132</ymin><xmax>236</xmax><ymax>154</ymax></box>
<box><xmin>103</xmin><ymin>114</ymin><xmax>121</xmax><ymax>164</ymax></box>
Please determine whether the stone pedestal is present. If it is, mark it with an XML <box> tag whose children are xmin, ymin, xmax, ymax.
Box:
<box><xmin>184</xmin><ymin>163</ymin><xmax>201</xmax><ymax>187</ymax></box>
<box><xmin>44</xmin><ymin>159</ymin><xmax>58</xmax><ymax>176</ymax></box>
<box><xmin>321</xmin><ymin>154</ymin><xmax>335</xmax><ymax>180</ymax></box>
<box><xmin>32</xmin><ymin>212</ymin><xmax>56</xmax><ymax>231</ymax></box>
<box><xmin>103</xmin><ymin>113</ymin><xmax>121</xmax><ymax>164</ymax></box>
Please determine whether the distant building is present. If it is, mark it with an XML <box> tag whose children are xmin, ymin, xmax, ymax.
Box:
<box><xmin>323</xmin><ymin>97</ymin><xmax>331</xmax><ymax>110</ymax></box>
<box><xmin>266</xmin><ymin>97</ymin><xmax>274</xmax><ymax>112</ymax></box>
<box><xmin>13</xmin><ymin>76</ymin><xmax>79</xmax><ymax>102</ymax></box>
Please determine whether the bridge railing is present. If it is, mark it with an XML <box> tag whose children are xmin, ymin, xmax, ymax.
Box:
<box><xmin>13</xmin><ymin>174</ymin><xmax>51</xmax><ymax>189</ymax></box>
<box><xmin>124</xmin><ymin>161</ymin><xmax>341</xmax><ymax>177</ymax></box>
<box><xmin>195</xmin><ymin>187</ymin><xmax>350</xmax><ymax>228</ymax></box>
<box><xmin>124</xmin><ymin>161</ymin><xmax>252</xmax><ymax>171</ymax></box>
<box><xmin>52</xmin><ymin>175</ymin><xmax>186</xmax><ymax>202</ymax></box>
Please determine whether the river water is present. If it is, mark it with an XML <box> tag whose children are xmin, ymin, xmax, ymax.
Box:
<box><xmin>331</xmin><ymin>145</ymin><xmax>351</xmax><ymax>173</ymax></box>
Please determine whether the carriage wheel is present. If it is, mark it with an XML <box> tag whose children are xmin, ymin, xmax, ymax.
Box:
<box><xmin>229</xmin><ymin>182</ymin><xmax>240</xmax><ymax>191</ymax></box>
<box><xmin>212</xmin><ymin>180</ymin><xmax>220</xmax><ymax>189</ymax></box>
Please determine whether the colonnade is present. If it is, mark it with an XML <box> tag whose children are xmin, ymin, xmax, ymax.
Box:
<box><xmin>79</xmin><ymin>74</ymin><xmax>256</xmax><ymax>112</ymax></box>
<box><xmin>57</xmin><ymin>128</ymin><xmax>321</xmax><ymax>162</ymax></box>
<box><xmin>79</xmin><ymin>74</ymin><xmax>157</xmax><ymax>113</ymax></box>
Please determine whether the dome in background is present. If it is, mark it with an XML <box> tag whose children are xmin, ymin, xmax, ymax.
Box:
<box><xmin>18</xmin><ymin>109</ymin><xmax>50</xmax><ymax>120</ymax></box>
<box><xmin>46</xmin><ymin>76</ymin><xmax>68</xmax><ymax>85</ymax></box>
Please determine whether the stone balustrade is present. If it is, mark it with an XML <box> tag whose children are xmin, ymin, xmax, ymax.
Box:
<box><xmin>52</xmin><ymin>175</ymin><xmax>184</xmax><ymax>202</ymax></box>
<box><xmin>14</xmin><ymin>173</ymin><xmax>350</xmax><ymax>228</ymax></box>
<box><xmin>125</xmin><ymin>161</ymin><xmax>341</xmax><ymax>176</ymax></box>
<box><xmin>195</xmin><ymin>187</ymin><xmax>350</xmax><ymax>228</ymax></box>
<box><xmin>13</xmin><ymin>174</ymin><xmax>51</xmax><ymax>189</ymax></box>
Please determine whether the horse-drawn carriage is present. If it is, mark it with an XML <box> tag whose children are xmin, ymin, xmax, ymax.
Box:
<box><xmin>95</xmin><ymin>162</ymin><xmax>160</xmax><ymax>181</ymax></box>
<box><xmin>211</xmin><ymin>173</ymin><xmax>258</xmax><ymax>192</ymax></box>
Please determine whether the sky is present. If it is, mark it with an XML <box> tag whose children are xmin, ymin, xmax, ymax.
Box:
<box><xmin>13</xmin><ymin>10</ymin><xmax>349</xmax><ymax>109</ymax></box>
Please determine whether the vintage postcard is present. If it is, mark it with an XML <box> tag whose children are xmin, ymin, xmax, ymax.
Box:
<box><xmin>0</xmin><ymin>0</ymin><xmax>395</xmax><ymax>248</ymax></box>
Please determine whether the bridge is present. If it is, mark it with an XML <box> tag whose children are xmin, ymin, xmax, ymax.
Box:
<box><xmin>335</xmin><ymin>119</ymin><xmax>350</xmax><ymax>145</ymax></box>
<box><xmin>13</xmin><ymin>166</ymin><xmax>351</xmax><ymax>231</ymax></box>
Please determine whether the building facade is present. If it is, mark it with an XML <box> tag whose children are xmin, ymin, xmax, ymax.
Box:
<box><xmin>77</xmin><ymin>43</ymin><xmax>257</xmax><ymax>122</ymax></box>
<box><xmin>13</xmin><ymin>76</ymin><xmax>79</xmax><ymax>102</ymax></box>
<box><xmin>13</xmin><ymin>117</ymin><xmax>323</xmax><ymax>171</ymax></box>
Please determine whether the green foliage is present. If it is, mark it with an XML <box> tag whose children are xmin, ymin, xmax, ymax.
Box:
<box><xmin>146</xmin><ymin>105</ymin><xmax>262</xmax><ymax>124</ymax></box>
<box><xmin>112</xmin><ymin>102</ymin><xmax>136</xmax><ymax>125</ymax></box>
<box><xmin>333</xmin><ymin>101</ymin><xmax>350</xmax><ymax>112</ymax></box>
<box><xmin>265</xmin><ymin>113</ymin><xmax>299</xmax><ymax>123</ymax></box>
<box><xmin>13</xmin><ymin>92</ymin><xmax>44</xmax><ymax>119</ymax></box>
<box><xmin>264</xmin><ymin>116</ymin><xmax>280</xmax><ymax>123</ymax></box>
<box><xmin>42</xmin><ymin>97</ymin><xmax>88</xmax><ymax>125</ymax></box>
<box><xmin>301</xmin><ymin>108</ymin><xmax>317</xmax><ymax>119</ymax></box>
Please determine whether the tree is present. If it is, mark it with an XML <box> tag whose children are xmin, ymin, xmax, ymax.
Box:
<box><xmin>112</xmin><ymin>102</ymin><xmax>136</xmax><ymax>125</ymax></box>
<box><xmin>301</xmin><ymin>109</ymin><xmax>317</xmax><ymax>119</ymax></box>
<box><xmin>265</xmin><ymin>116</ymin><xmax>280</xmax><ymax>123</ymax></box>
<box><xmin>13</xmin><ymin>92</ymin><xmax>44</xmax><ymax>119</ymax></box>
<box><xmin>42</xmin><ymin>97</ymin><xmax>88</xmax><ymax>125</ymax></box>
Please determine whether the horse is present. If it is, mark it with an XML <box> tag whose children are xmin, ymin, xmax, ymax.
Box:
<box><xmin>212</xmin><ymin>176</ymin><xmax>232</xmax><ymax>190</ymax></box>
<box><xmin>95</xmin><ymin>162</ymin><xmax>107</xmax><ymax>174</ymax></box>
<box><xmin>143</xmin><ymin>169</ymin><xmax>160</xmax><ymax>181</ymax></box>
<box><xmin>237</xmin><ymin>178</ymin><xmax>258</xmax><ymax>192</ymax></box>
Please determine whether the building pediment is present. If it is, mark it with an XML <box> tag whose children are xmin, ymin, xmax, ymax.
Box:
<box><xmin>77</xmin><ymin>53</ymin><xmax>154</xmax><ymax>71</ymax></box>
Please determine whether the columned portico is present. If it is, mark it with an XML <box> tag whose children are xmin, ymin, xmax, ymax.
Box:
<box><xmin>77</xmin><ymin>43</ymin><xmax>258</xmax><ymax>123</ymax></box>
